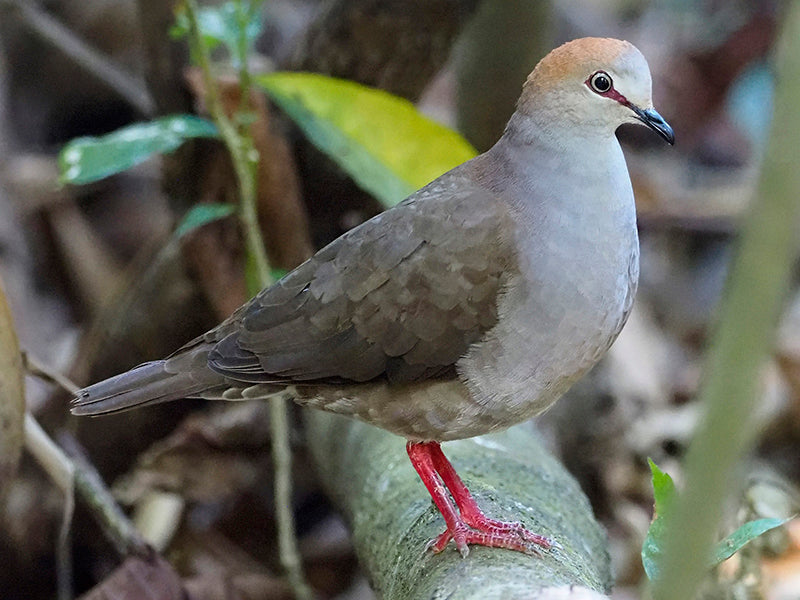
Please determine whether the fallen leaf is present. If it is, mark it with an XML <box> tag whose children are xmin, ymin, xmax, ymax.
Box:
<box><xmin>77</xmin><ymin>554</ymin><xmax>184</xmax><ymax>600</ymax></box>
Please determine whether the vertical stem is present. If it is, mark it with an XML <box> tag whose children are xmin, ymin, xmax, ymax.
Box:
<box><xmin>235</xmin><ymin>144</ymin><xmax>271</xmax><ymax>291</ymax></box>
<box><xmin>184</xmin><ymin>3</ymin><xmax>311</xmax><ymax>597</ymax></box>
<box><xmin>185</xmin><ymin>0</ymin><xmax>270</xmax><ymax>288</ymax></box>
<box><xmin>652</xmin><ymin>4</ymin><xmax>800</xmax><ymax>599</ymax></box>
<box><xmin>234</xmin><ymin>0</ymin><xmax>257</xmax><ymax>110</ymax></box>
<box><xmin>24</xmin><ymin>415</ymin><xmax>75</xmax><ymax>600</ymax></box>
<box><xmin>271</xmin><ymin>393</ymin><xmax>313</xmax><ymax>600</ymax></box>
<box><xmin>230</xmin><ymin>0</ymin><xmax>269</xmax><ymax>291</ymax></box>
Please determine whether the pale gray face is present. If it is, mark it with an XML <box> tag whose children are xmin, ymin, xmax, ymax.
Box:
<box><xmin>520</xmin><ymin>38</ymin><xmax>674</xmax><ymax>144</ymax></box>
<box><xmin>580</xmin><ymin>46</ymin><xmax>674</xmax><ymax>143</ymax></box>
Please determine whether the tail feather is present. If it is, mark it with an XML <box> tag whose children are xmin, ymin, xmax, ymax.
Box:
<box><xmin>71</xmin><ymin>350</ymin><xmax>225</xmax><ymax>416</ymax></box>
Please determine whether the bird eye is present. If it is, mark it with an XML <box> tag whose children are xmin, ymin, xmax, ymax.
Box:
<box><xmin>589</xmin><ymin>71</ymin><xmax>612</xmax><ymax>94</ymax></box>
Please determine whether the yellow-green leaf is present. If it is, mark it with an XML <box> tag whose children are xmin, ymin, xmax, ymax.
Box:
<box><xmin>257</xmin><ymin>72</ymin><xmax>477</xmax><ymax>208</ymax></box>
<box><xmin>0</xmin><ymin>275</ymin><xmax>24</xmax><ymax>500</ymax></box>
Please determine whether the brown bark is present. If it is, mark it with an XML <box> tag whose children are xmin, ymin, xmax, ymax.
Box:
<box><xmin>285</xmin><ymin>0</ymin><xmax>482</xmax><ymax>102</ymax></box>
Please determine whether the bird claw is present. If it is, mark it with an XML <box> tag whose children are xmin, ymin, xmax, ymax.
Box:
<box><xmin>428</xmin><ymin>520</ymin><xmax>552</xmax><ymax>556</ymax></box>
<box><xmin>426</xmin><ymin>531</ymin><xmax>452</xmax><ymax>554</ymax></box>
<box><xmin>461</xmin><ymin>514</ymin><xmax>552</xmax><ymax>549</ymax></box>
<box><xmin>408</xmin><ymin>441</ymin><xmax>553</xmax><ymax>557</ymax></box>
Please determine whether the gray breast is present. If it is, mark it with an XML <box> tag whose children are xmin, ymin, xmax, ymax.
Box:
<box><xmin>455</xmin><ymin>193</ymin><xmax>640</xmax><ymax>431</ymax></box>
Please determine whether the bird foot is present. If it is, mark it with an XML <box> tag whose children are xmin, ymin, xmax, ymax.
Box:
<box><xmin>407</xmin><ymin>441</ymin><xmax>553</xmax><ymax>557</ymax></box>
<box><xmin>462</xmin><ymin>513</ymin><xmax>552</xmax><ymax>547</ymax></box>
<box><xmin>428</xmin><ymin>519</ymin><xmax>551</xmax><ymax>557</ymax></box>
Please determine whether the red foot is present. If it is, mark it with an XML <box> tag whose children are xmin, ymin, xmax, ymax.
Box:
<box><xmin>406</xmin><ymin>441</ymin><xmax>552</xmax><ymax>557</ymax></box>
<box><xmin>429</xmin><ymin>522</ymin><xmax>546</xmax><ymax>557</ymax></box>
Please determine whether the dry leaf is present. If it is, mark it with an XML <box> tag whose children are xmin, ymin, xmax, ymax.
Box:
<box><xmin>762</xmin><ymin>519</ymin><xmax>800</xmax><ymax>600</ymax></box>
<box><xmin>114</xmin><ymin>402</ymin><xmax>272</xmax><ymax>505</ymax></box>
<box><xmin>77</xmin><ymin>554</ymin><xmax>184</xmax><ymax>600</ymax></box>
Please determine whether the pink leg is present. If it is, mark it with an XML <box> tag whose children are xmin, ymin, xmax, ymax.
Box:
<box><xmin>428</xmin><ymin>442</ymin><xmax>551</xmax><ymax>549</ymax></box>
<box><xmin>406</xmin><ymin>441</ymin><xmax>471</xmax><ymax>555</ymax></box>
<box><xmin>407</xmin><ymin>441</ymin><xmax>551</xmax><ymax>556</ymax></box>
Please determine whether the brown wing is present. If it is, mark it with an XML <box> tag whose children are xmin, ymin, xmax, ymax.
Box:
<box><xmin>207</xmin><ymin>175</ymin><xmax>517</xmax><ymax>385</ymax></box>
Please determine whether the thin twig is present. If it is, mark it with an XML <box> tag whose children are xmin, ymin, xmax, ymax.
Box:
<box><xmin>23</xmin><ymin>352</ymin><xmax>80</xmax><ymax>395</ymax></box>
<box><xmin>184</xmin><ymin>0</ymin><xmax>270</xmax><ymax>288</ymax></box>
<box><xmin>24</xmin><ymin>413</ymin><xmax>75</xmax><ymax>493</ymax></box>
<box><xmin>270</xmin><ymin>394</ymin><xmax>314</xmax><ymax>600</ymax></box>
<box><xmin>0</xmin><ymin>0</ymin><xmax>154</xmax><ymax>116</ymax></box>
<box><xmin>56</xmin><ymin>481</ymin><xmax>74</xmax><ymax>600</ymax></box>
<box><xmin>60</xmin><ymin>433</ymin><xmax>151</xmax><ymax>557</ymax></box>
<box><xmin>24</xmin><ymin>367</ymin><xmax>150</xmax><ymax>558</ymax></box>
<box><xmin>184</xmin><ymin>3</ymin><xmax>312</xmax><ymax>598</ymax></box>
<box><xmin>234</xmin><ymin>1</ymin><xmax>256</xmax><ymax>112</ymax></box>
<box><xmin>23</xmin><ymin>414</ymin><xmax>74</xmax><ymax>600</ymax></box>
<box><xmin>232</xmin><ymin>1</ymin><xmax>261</xmax><ymax>289</ymax></box>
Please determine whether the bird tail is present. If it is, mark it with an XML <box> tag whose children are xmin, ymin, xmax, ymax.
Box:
<box><xmin>71</xmin><ymin>346</ymin><xmax>226</xmax><ymax>416</ymax></box>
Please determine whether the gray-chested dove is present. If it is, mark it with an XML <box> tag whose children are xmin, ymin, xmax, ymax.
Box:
<box><xmin>72</xmin><ymin>37</ymin><xmax>674</xmax><ymax>556</ymax></box>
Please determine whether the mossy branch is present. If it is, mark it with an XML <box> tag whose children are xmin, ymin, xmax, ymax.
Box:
<box><xmin>305</xmin><ymin>412</ymin><xmax>612</xmax><ymax>599</ymax></box>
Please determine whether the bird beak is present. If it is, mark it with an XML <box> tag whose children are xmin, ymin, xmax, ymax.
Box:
<box><xmin>630</xmin><ymin>105</ymin><xmax>675</xmax><ymax>145</ymax></box>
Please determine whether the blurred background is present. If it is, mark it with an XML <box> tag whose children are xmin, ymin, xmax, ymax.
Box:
<box><xmin>0</xmin><ymin>0</ymin><xmax>798</xmax><ymax>598</ymax></box>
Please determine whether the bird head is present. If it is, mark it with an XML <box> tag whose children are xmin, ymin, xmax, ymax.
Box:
<box><xmin>515</xmin><ymin>37</ymin><xmax>674</xmax><ymax>145</ymax></box>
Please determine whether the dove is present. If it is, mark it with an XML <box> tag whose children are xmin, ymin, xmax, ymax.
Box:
<box><xmin>72</xmin><ymin>37</ymin><xmax>674</xmax><ymax>556</ymax></box>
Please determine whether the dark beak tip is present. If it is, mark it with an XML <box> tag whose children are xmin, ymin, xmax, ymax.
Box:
<box><xmin>639</xmin><ymin>107</ymin><xmax>675</xmax><ymax>145</ymax></box>
<box><xmin>661</xmin><ymin>124</ymin><xmax>676</xmax><ymax>146</ymax></box>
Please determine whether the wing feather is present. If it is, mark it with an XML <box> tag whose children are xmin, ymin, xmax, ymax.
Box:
<box><xmin>207</xmin><ymin>172</ymin><xmax>518</xmax><ymax>386</ymax></box>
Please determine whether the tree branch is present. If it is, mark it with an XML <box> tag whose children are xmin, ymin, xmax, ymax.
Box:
<box><xmin>283</xmin><ymin>0</ymin><xmax>482</xmax><ymax>101</ymax></box>
<box><xmin>1</xmin><ymin>0</ymin><xmax>153</xmax><ymax>116</ymax></box>
<box><xmin>305</xmin><ymin>412</ymin><xmax>612</xmax><ymax>599</ymax></box>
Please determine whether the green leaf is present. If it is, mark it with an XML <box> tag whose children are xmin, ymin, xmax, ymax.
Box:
<box><xmin>712</xmin><ymin>517</ymin><xmax>788</xmax><ymax>564</ymax></box>
<box><xmin>642</xmin><ymin>459</ymin><xmax>678</xmax><ymax>581</ymax></box>
<box><xmin>172</xmin><ymin>2</ymin><xmax>262</xmax><ymax>67</ymax></box>
<box><xmin>642</xmin><ymin>460</ymin><xmax>790</xmax><ymax>581</ymax></box>
<box><xmin>59</xmin><ymin>115</ymin><xmax>219</xmax><ymax>185</ymax></box>
<box><xmin>650</xmin><ymin>458</ymin><xmax>677</xmax><ymax>516</ymax></box>
<box><xmin>174</xmin><ymin>203</ymin><xmax>236</xmax><ymax>239</ymax></box>
<box><xmin>257</xmin><ymin>72</ymin><xmax>477</xmax><ymax>208</ymax></box>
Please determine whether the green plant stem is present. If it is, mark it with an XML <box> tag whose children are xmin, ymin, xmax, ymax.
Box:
<box><xmin>229</xmin><ymin>0</ymin><xmax>269</xmax><ymax>292</ymax></box>
<box><xmin>271</xmin><ymin>393</ymin><xmax>313</xmax><ymax>599</ymax></box>
<box><xmin>184</xmin><ymin>0</ymin><xmax>270</xmax><ymax>289</ymax></box>
<box><xmin>233</xmin><ymin>0</ymin><xmax>259</xmax><ymax>115</ymax></box>
<box><xmin>652</xmin><ymin>4</ymin><xmax>800</xmax><ymax>599</ymax></box>
<box><xmin>184</xmin><ymin>3</ymin><xmax>311</xmax><ymax>598</ymax></box>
